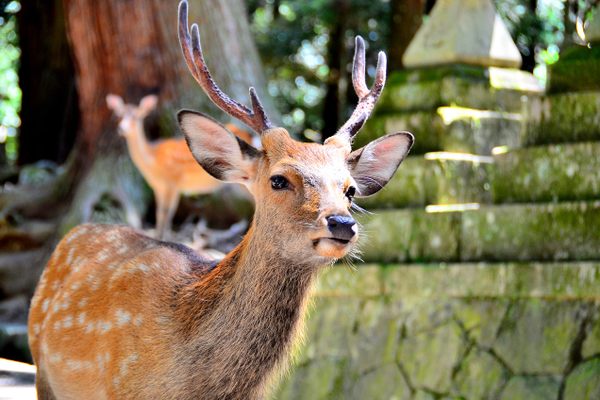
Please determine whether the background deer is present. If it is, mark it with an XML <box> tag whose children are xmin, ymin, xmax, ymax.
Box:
<box><xmin>27</xmin><ymin>1</ymin><xmax>413</xmax><ymax>398</ymax></box>
<box><xmin>106</xmin><ymin>93</ymin><xmax>255</xmax><ymax>239</ymax></box>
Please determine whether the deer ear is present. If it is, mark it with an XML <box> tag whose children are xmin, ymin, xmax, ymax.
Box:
<box><xmin>139</xmin><ymin>95</ymin><xmax>158</xmax><ymax>115</ymax></box>
<box><xmin>106</xmin><ymin>94</ymin><xmax>124</xmax><ymax>113</ymax></box>
<box><xmin>347</xmin><ymin>132</ymin><xmax>413</xmax><ymax>197</ymax></box>
<box><xmin>178</xmin><ymin>110</ymin><xmax>260</xmax><ymax>184</ymax></box>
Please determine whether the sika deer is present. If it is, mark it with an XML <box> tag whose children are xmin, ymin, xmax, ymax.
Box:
<box><xmin>106</xmin><ymin>94</ymin><xmax>254</xmax><ymax>239</ymax></box>
<box><xmin>27</xmin><ymin>1</ymin><xmax>413</xmax><ymax>398</ymax></box>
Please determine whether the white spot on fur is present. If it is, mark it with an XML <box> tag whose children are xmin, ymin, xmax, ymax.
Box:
<box><xmin>85</xmin><ymin>322</ymin><xmax>95</xmax><ymax>333</ymax></box>
<box><xmin>119</xmin><ymin>353</ymin><xmax>139</xmax><ymax>377</ymax></box>
<box><xmin>70</xmin><ymin>282</ymin><xmax>81</xmax><ymax>291</ymax></box>
<box><xmin>53</xmin><ymin>321</ymin><xmax>61</xmax><ymax>331</ymax></box>
<box><xmin>66</xmin><ymin>248</ymin><xmax>75</xmax><ymax>266</ymax></box>
<box><xmin>51</xmin><ymin>282</ymin><xmax>59</xmax><ymax>291</ymax></box>
<box><xmin>115</xmin><ymin>309</ymin><xmax>131</xmax><ymax>327</ymax></box>
<box><xmin>66</xmin><ymin>359</ymin><xmax>82</xmax><ymax>371</ymax></box>
<box><xmin>42</xmin><ymin>299</ymin><xmax>50</xmax><ymax>313</ymax></box>
<box><xmin>134</xmin><ymin>315</ymin><xmax>143</xmax><ymax>327</ymax></box>
<box><xmin>78</xmin><ymin>298</ymin><xmax>88</xmax><ymax>308</ymax></box>
<box><xmin>53</xmin><ymin>303</ymin><xmax>60</xmax><ymax>313</ymax></box>
<box><xmin>77</xmin><ymin>312</ymin><xmax>87</xmax><ymax>325</ymax></box>
<box><xmin>98</xmin><ymin>321</ymin><xmax>112</xmax><ymax>333</ymax></box>
<box><xmin>33</xmin><ymin>324</ymin><xmax>41</xmax><ymax>335</ymax></box>
<box><xmin>63</xmin><ymin>315</ymin><xmax>73</xmax><ymax>328</ymax></box>
<box><xmin>49</xmin><ymin>353</ymin><xmax>63</xmax><ymax>364</ymax></box>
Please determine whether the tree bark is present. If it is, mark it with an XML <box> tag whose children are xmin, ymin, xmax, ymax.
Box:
<box><xmin>388</xmin><ymin>0</ymin><xmax>425</xmax><ymax>70</ymax></box>
<box><xmin>322</xmin><ymin>0</ymin><xmax>348</xmax><ymax>140</ymax></box>
<box><xmin>17</xmin><ymin>0</ymin><xmax>79</xmax><ymax>166</ymax></box>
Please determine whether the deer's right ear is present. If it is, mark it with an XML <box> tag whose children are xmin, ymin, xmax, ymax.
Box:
<box><xmin>106</xmin><ymin>94</ymin><xmax>124</xmax><ymax>113</ymax></box>
<box><xmin>178</xmin><ymin>110</ymin><xmax>260</xmax><ymax>184</ymax></box>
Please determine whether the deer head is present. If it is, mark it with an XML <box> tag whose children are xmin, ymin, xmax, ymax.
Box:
<box><xmin>106</xmin><ymin>94</ymin><xmax>158</xmax><ymax>137</ymax></box>
<box><xmin>177</xmin><ymin>0</ymin><xmax>413</xmax><ymax>263</ymax></box>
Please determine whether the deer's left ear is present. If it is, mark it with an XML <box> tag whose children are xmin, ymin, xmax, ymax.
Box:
<box><xmin>347</xmin><ymin>132</ymin><xmax>413</xmax><ymax>197</ymax></box>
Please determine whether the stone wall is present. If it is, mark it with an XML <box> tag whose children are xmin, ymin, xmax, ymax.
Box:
<box><xmin>273</xmin><ymin>264</ymin><xmax>600</xmax><ymax>400</ymax></box>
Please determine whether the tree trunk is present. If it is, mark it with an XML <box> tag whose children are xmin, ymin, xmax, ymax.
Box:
<box><xmin>17</xmin><ymin>0</ymin><xmax>79</xmax><ymax>166</ymax></box>
<box><xmin>388</xmin><ymin>0</ymin><xmax>425</xmax><ymax>70</ymax></box>
<box><xmin>321</xmin><ymin>0</ymin><xmax>348</xmax><ymax>140</ymax></box>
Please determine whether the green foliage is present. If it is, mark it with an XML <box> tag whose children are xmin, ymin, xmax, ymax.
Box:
<box><xmin>0</xmin><ymin>1</ymin><xmax>21</xmax><ymax>163</ymax></box>
<box><xmin>249</xmin><ymin>0</ymin><xmax>390</xmax><ymax>138</ymax></box>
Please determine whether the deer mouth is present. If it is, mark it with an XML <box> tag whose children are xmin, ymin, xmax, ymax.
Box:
<box><xmin>313</xmin><ymin>237</ymin><xmax>351</xmax><ymax>247</ymax></box>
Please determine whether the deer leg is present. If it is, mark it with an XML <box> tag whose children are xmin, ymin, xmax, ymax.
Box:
<box><xmin>155</xmin><ymin>189</ymin><xmax>179</xmax><ymax>240</ymax></box>
<box><xmin>35</xmin><ymin>372</ymin><xmax>57</xmax><ymax>400</ymax></box>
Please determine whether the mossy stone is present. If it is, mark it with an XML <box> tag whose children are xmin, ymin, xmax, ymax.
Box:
<box><xmin>563</xmin><ymin>358</ymin><xmax>600</xmax><ymax>400</ymax></box>
<box><xmin>460</xmin><ymin>202</ymin><xmax>600</xmax><ymax>261</ymax></box>
<box><xmin>349</xmin><ymin>363</ymin><xmax>412</xmax><ymax>400</ymax></box>
<box><xmin>526</xmin><ymin>92</ymin><xmax>600</xmax><ymax>146</ymax></box>
<box><xmin>492</xmin><ymin>300</ymin><xmax>583</xmax><ymax>374</ymax></box>
<box><xmin>493</xmin><ymin>141</ymin><xmax>600</xmax><ymax>203</ymax></box>
<box><xmin>499</xmin><ymin>376</ymin><xmax>561</xmax><ymax>400</ymax></box>
<box><xmin>396</xmin><ymin>321</ymin><xmax>465</xmax><ymax>392</ymax></box>
<box><xmin>454</xmin><ymin>349</ymin><xmax>508</xmax><ymax>399</ymax></box>
<box><xmin>358</xmin><ymin>210</ymin><xmax>460</xmax><ymax>263</ymax></box>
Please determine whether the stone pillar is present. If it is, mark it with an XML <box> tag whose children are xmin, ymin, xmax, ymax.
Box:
<box><xmin>356</xmin><ymin>0</ymin><xmax>542</xmax><ymax>157</ymax></box>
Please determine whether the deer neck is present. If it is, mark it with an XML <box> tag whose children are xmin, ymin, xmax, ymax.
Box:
<box><xmin>123</xmin><ymin>120</ymin><xmax>156</xmax><ymax>176</ymax></box>
<box><xmin>178</xmin><ymin>219</ymin><xmax>321</xmax><ymax>398</ymax></box>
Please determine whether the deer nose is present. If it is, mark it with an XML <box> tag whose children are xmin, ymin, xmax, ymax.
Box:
<box><xmin>326</xmin><ymin>215</ymin><xmax>357</xmax><ymax>241</ymax></box>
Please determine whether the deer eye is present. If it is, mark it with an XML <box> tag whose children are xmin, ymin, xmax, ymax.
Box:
<box><xmin>270</xmin><ymin>175</ymin><xmax>289</xmax><ymax>190</ymax></box>
<box><xmin>346</xmin><ymin>186</ymin><xmax>356</xmax><ymax>200</ymax></box>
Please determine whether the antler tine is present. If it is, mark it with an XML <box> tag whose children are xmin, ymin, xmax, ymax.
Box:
<box><xmin>327</xmin><ymin>36</ymin><xmax>387</xmax><ymax>148</ymax></box>
<box><xmin>178</xmin><ymin>0</ymin><xmax>272</xmax><ymax>133</ymax></box>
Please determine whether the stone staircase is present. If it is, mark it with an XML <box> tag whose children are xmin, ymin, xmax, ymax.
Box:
<box><xmin>273</xmin><ymin>87</ymin><xmax>600</xmax><ymax>399</ymax></box>
<box><xmin>273</xmin><ymin>6</ymin><xmax>600</xmax><ymax>395</ymax></box>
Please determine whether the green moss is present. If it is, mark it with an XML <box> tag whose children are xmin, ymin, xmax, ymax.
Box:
<box><xmin>493</xmin><ymin>300</ymin><xmax>581</xmax><ymax>374</ymax></box>
<box><xmin>493</xmin><ymin>142</ymin><xmax>600</xmax><ymax>203</ymax></box>
<box><xmin>454</xmin><ymin>349</ymin><xmax>508</xmax><ymax>399</ymax></box>
<box><xmin>499</xmin><ymin>376</ymin><xmax>561</xmax><ymax>400</ymax></box>
<box><xmin>357</xmin><ymin>209</ymin><xmax>460</xmax><ymax>263</ymax></box>
<box><xmin>526</xmin><ymin>92</ymin><xmax>600</xmax><ymax>146</ymax></box>
<box><xmin>563</xmin><ymin>358</ymin><xmax>600</xmax><ymax>400</ymax></box>
<box><xmin>460</xmin><ymin>202</ymin><xmax>600</xmax><ymax>261</ymax></box>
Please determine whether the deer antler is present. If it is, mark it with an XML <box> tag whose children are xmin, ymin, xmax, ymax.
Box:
<box><xmin>178</xmin><ymin>0</ymin><xmax>273</xmax><ymax>133</ymax></box>
<box><xmin>325</xmin><ymin>36</ymin><xmax>387</xmax><ymax>149</ymax></box>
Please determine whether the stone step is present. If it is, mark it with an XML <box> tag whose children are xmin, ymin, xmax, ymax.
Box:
<box><xmin>358</xmin><ymin>107</ymin><xmax>523</xmax><ymax>156</ymax></box>
<box><xmin>378</xmin><ymin>65</ymin><xmax>540</xmax><ymax>114</ymax></box>
<box><xmin>492</xmin><ymin>141</ymin><xmax>600</xmax><ymax>203</ymax></box>
<box><xmin>358</xmin><ymin>201</ymin><xmax>600</xmax><ymax>263</ymax></box>
<box><xmin>274</xmin><ymin>263</ymin><xmax>600</xmax><ymax>400</ymax></box>
<box><xmin>526</xmin><ymin>91</ymin><xmax>600</xmax><ymax>146</ymax></box>
<box><xmin>358</xmin><ymin>154</ymin><xmax>492</xmax><ymax>209</ymax></box>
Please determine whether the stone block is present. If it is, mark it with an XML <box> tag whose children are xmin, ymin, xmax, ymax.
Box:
<box><xmin>499</xmin><ymin>376</ymin><xmax>561</xmax><ymax>400</ymax></box>
<box><xmin>526</xmin><ymin>92</ymin><xmax>600</xmax><ymax>146</ymax></box>
<box><xmin>357</xmin><ymin>210</ymin><xmax>460</xmax><ymax>263</ymax></box>
<box><xmin>461</xmin><ymin>201</ymin><xmax>600</xmax><ymax>261</ymax></box>
<box><xmin>582</xmin><ymin>311</ymin><xmax>600</xmax><ymax>359</ymax></box>
<box><xmin>454</xmin><ymin>349</ymin><xmax>508</xmax><ymax>399</ymax></box>
<box><xmin>492</xmin><ymin>300</ymin><xmax>583</xmax><ymax>374</ymax></box>
<box><xmin>396</xmin><ymin>321</ymin><xmax>465</xmax><ymax>393</ymax></box>
<box><xmin>358</xmin><ymin>155</ymin><xmax>492</xmax><ymax>210</ymax></box>
<box><xmin>349</xmin><ymin>364</ymin><xmax>411</xmax><ymax>400</ymax></box>
<box><xmin>493</xmin><ymin>141</ymin><xmax>600</xmax><ymax>203</ymax></box>
<box><xmin>379</xmin><ymin>66</ymin><xmax>538</xmax><ymax>113</ymax></box>
<box><xmin>356</xmin><ymin>111</ymin><xmax>445</xmax><ymax>154</ymax></box>
<box><xmin>563</xmin><ymin>358</ymin><xmax>600</xmax><ymax>400</ymax></box>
